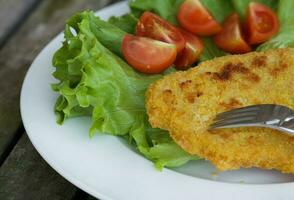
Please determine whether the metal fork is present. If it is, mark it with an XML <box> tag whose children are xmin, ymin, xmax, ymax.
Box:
<box><xmin>209</xmin><ymin>104</ymin><xmax>294</xmax><ymax>135</ymax></box>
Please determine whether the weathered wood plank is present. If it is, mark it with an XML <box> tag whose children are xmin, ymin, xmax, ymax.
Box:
<box><xmin>0</xmin><ymin>0</ymin><xmax>40</xmax><ymax>47</ymax></box>
<box><xmin>72</xmin><ymin>190</ymin><xmax>95</xmax><ymax>200</ymax></box>
<box><xmin>0</xmin><ymin>134</ymin><xmax>76</xmax><ymax>200</ymax></box>
<box><xmin>87</xmin><ymin>196</ymin><xmax>99</xmax><ymax>200</ymax></box>
<box><xmin>0</xmin><ymin>0</ymin><xmax>123</xmax><ymax>199</ymax></box>
<box><xmin>0</xmin><ymin>0</ymin><xmax>112</xmax><ymax>164</ymax></box>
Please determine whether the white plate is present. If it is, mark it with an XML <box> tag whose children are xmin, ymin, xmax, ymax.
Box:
<box><xmin>20</xmin><ymin>1</ymin><xmax>294</xmax><ymax>200</ymax></box>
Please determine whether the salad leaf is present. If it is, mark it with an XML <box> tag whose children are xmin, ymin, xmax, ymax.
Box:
<box><xmin>257</xmin><ymin>0</ymin><xmax>294</xmax><ymax>51</ymax></box>
<box><xmin>276</xmin><ymin>0</ymin><xmax>294</xmax><ymax>22</ymax></box>
<box><xmin>129</xmin><ymin>0</ymin><xmax>184</xmax><ymax>24</ymax></box>
<box><xmin>108</xmin><ymin>14</ymin><xmax>138</xmax><ymax>34</ymax></box>
<box><xmin>52</xmin><ymin>11</ymin><xmax>198</xmax><ymax>168</ymax></box>
<box><xmin>140</xmin><ymin>142</ymin><xmax>196</xmax><ymax>169</ymax></box>
<box><xmin>66</xmin><ymin>12</ymin><xmax>126</xmax><ymax>57</ymax></box>
<box><xmin>130</xmin><ymin>119</ymin><xmax>198</xmax><ymax>169</ymax></box>
<box><xmin>199</xmin><ymin>37</ymin><xmax>228</xmax><ymax>62</ymax></box>
<box><xmin>201</xmin><ymin>0</ymin><xmax>234</xmax><ymax>23</ymax></box>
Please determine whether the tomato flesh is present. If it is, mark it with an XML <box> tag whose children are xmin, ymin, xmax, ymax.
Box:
<box><xmin>214</xmin><ymin>13</ymin><xmax>251</xmax><ymax>54</ymax></box>
<box><xmin>175</xmin><ymin>29</ymin><xmax>204</xmax><ymax>70</ymax></box>
<box><xmin>136</xmin><ymin>11</ymin><xmax>185</xmax><ymax>52</ymax></box>
<box><xmin>122</xmin><ymin>35</ymin><xmax>177</xmax><ymax>74</ymax></box>
<box><xmin>246</xmin><ymin>2</ymin><xmax>279</xmax><ymax>44</ymax></box>
<box><xmin>177</xmin><ymin>0</ymin><xmax>222</xmax><ymax>36</ymax></box>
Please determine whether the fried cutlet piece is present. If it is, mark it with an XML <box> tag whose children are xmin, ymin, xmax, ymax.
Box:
<box><xmin>146</xmin><ymin>48</ymin><xmax>294</xmax><ymax>173</ymax></box>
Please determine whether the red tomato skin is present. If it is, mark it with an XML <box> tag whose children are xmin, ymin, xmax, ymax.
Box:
<box><xmin>245</xmin><ymin>2</ymin><xmax>279</xmax><ymax>45</ymax></box>
<box><xmin>122</xmin><ymin>35</ymin><xmax>177</xmax><ymax>74</ymax></box>
<box><xmin>214</xmin><ymin>13</ymin><xmax>251</xmax><ymax>54</ymax></box>
<box><xmin>177</xmin><ymin>0</ymin><xmax>222</xmax><ymax>36</ymax></box>
<box><xmin>175</xmin><ymin>29</ymin><xmax>204</xmax><ymax>70</ymax></box>
<box><xmin>136</xmin><ymin>11</ymin><xmax>186</xmax><ymax>52</ymax></box>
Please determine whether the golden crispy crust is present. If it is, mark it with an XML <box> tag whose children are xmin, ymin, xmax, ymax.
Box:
<box><xmin>146</xmin><ymin>48</ymin><xmax>294</xmax><ymax>173</ymax></box>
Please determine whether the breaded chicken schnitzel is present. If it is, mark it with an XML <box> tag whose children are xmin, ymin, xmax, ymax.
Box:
<box><xmin>146</xmin><ymin>48</ymin><xmax>294</xmax><ymax>173</ymax></box>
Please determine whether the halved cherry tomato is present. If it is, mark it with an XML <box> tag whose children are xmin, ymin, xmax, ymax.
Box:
<box><xmin>122</xmin><ymin>35</ymin><xmax>177</xmax><ymax>74</ymax></box>
<box><xmin>175</xmin><ymin>29</ymin><xmax>204</xmax><ymax>70</ymax></box>
<box><xmin>177</xmin><ymin>0</ymin><xmax>222</xmax><ymax>36</ymax></box>
<box><xmin>245</xmin><ymin>2</ymin><xmax>279</xmax><ymax>44</ymax></box>
<box><xmin>214</xmin><ymin>13</ymin><xmax>251</xmax><ymax>54</ymax></box>
<box><xmin>136</xmin><ymin>11</ymin><xmax>185</xmax><ymax>53</ymax></box>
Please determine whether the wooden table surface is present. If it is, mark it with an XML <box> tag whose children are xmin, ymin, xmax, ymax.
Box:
<box><xmin>0</xmin><ymin>0</ymin><xmax>122</xmax><ymax>199</ymax></box>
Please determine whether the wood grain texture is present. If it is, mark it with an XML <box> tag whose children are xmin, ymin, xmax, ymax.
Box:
<box><xmin>87</xmin><ymin>196</ymin><xmax>99</xmax><ymax>200</ymax></box>
<box><xmin>0</xmin><ymin>0</ymin><xmax>123</xmax><ymax>199</ymax></box>
<box><xmin>0</xmin><ymin>134</ymin><xmax>77</xmax><ymax>200</ymax></box>
<box><xmin>0</xmin><ymin>0</ymin><xmax>112</xmax><ymax>163</ymax></box>
<box><xmin>0</xmin><ymin>0</ymin><xmax>40</xmax><ymax>47</ymax></box>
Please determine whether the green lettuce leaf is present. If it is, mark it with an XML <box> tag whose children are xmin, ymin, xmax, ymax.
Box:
<box><xmin>199</xmin><ymin>37</ymin><xmax>228</xmax><ymax>62</ymax></box>
<box><xmin>52</xmin><ymin>11</ymin><xmax>198</xmax><ymax>169</ymax></box>
<box><xmin>129</xmin><ymin>0</ymin><xmax>184</xmax><ymax>24</ymax></box>
<box><xmin>257</xmin><ymin>0</ymin><xmax>294</xmax><ymax>51</ymax></box>
<box><xmin>67</xmin><ymin>12</ymin><xmax>126</xmax><ymax>57</ymax></box>
<box><xmin>108</xmin><ymin>14</ymin><xmax>138</xmax><ymax>34</ymax></box>
<box><xmin>201</xmin><ymin>0</ymin><xmax>234</xmax><ymax>23</ymax></box>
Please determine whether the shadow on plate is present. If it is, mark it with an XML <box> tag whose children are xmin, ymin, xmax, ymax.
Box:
<box><xmin>118</xmin><ymin>137</ymin><xmax>294</xmax><ymax>184</ymax></box>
